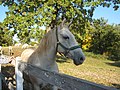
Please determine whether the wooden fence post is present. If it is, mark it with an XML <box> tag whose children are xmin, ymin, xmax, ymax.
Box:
<box><xmin>15</xmin><ymin>57</ymin><xmax>23</xmax><ymax>90</ymax></box>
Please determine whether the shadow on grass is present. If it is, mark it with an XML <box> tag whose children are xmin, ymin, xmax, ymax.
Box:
<box><xmin>112</xmin><ymin>83</ymin><xmax>120</xmax><ymax>89</ymax></box>
<box><xmin>106</xmin><ymin>61</ymin><xmax>120</xmax><ymax>67</ymax></box>
<box><xmin>56</xmin><ymin>55</ymin><xmax>70</xmax><ymax>63</ymax></box>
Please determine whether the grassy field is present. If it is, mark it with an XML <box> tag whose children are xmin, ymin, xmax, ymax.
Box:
<box><xmin>57</xmin><ymin>52</ymin><xmax>120</xmax><ymax>89</ymax></box>
<box><xmin>1</xmin><ymin>46</ymin><xmax>120</xmax><ymax>89</ymax></box>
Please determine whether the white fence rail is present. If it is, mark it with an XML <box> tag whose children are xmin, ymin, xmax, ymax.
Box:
<box><xmin>15</xmin><ymin>57</ymin><xmax>23</xmax><ymax>90</ymax></box>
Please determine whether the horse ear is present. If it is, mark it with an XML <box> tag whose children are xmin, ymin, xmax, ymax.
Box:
<box><xmin>57</xmin><ymin>18</ymin><xmax>66</xmax><ymax>31</ymax></box>
<box><xmin>58</xmin><ymin>18</ymin><xmax>69</xmax><ymax>31</ymax></box>
<box><xmin>61</xmin><ymin>18</ymin><xmax>66</xmax><ymax>27</ymax></box>
<box><xmin>68</xmin><ymin>18</ymin><xmax>73</xmax><ymax>28</ymax></box>
<box><xmin>68</xmin><ymin>20</ymin><xmax>72</xmax><ymax>27</ymax></box>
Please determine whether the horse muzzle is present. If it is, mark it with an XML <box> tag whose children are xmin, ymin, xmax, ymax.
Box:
<box><xmin>69</xmin><ymin>50</ymin><xmax>86</xmax><ymax>65</ymax></box>
<box><xmin>73</xmin><ymin>56</ymin><xmax>85</xmax><ymax>65</ymax></box>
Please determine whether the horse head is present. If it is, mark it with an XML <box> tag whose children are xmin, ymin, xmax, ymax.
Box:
<box><xmin>56</xmin><ymin>19</ymin><xmax>85</xmax><ymax>65</ymax></box>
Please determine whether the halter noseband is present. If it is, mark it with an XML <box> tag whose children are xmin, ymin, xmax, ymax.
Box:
<box><xmin>55</xmin><ymin>26</ymin><xmax>81</xmax><ymax>56</ymax></box>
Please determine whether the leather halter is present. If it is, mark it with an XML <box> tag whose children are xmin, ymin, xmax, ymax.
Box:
<box><xmin>55</xmin><ymin>26</ymin><xmax>81</xmax><ymax>56</ymax></box>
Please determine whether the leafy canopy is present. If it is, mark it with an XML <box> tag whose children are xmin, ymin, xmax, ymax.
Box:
<box><xmin>0</xmin><ymin>0</ymin><xmax>120</xmax><ymax>44</ymax></box>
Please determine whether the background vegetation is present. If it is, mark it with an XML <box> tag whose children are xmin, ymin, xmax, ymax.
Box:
<box><xmin>0</xmin><ymin>0</ymin><xmax>120</xmax><ymax>60</ymax></box>
<box><xmin>0</xmin><ymin>0</ymin><xmax>120</xmax><ymax>89</ymax></box>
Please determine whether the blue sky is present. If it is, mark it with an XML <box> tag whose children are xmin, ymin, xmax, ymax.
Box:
<box><xmin>0</xmin><ymin>5</ymin><xmax>120</xmax><ymax>24</ymax></box>
<box><xmin>93</xmin><ymin>5</ymin><xmax>120</xmax><ymax>24</ymax></box>
<box><xmin>0</xmin><ymin>5</ymin><xmax>8</xmax><ymax>22</ymax></box>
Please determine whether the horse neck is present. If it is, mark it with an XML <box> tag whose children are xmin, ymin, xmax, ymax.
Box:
<box><xmin>36</xmin><ymin>29</ymin><xmax>57</xmax><ymax>62</ymax></box>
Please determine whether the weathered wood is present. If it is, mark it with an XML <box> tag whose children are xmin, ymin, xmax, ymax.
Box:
<box><xmin>19</xmin><ymin>62</ymin><xmax>118</xmax><ymax>90</ymax></box>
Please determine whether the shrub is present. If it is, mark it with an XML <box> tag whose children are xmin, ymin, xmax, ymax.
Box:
<box><xmin>89</xmin><ymin>19</ymin><xmax>120</xmax><ymax>60</ymax></box>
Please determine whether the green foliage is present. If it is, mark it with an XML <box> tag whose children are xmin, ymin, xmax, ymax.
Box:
<box><xmin>89</xmin><ymin>18</ymin><xmax>120</xmax><ymax>60</ymax></box>
<box><xmin>29</xmin><ymin>41</ymin><xmax>37</xmax><ymax>46</ymax></box>
<box><xmin>0</xmin><ymin>22</ymin><xmax>13</xmax><ymax>46</ymax></box>
<box><xmin>1</xmin><ymin>0</ymin><xmax>87</xmax><ymax>43</ymax></box>
<box><xmin>70</xmin><ymin>21</ymin><xmax>93</xmax><ymax>50</ymax></box>
<box><xmin>0</xmin><ymin>0</ymin><xmax>120</xmax><ymax>59</ymax></box>
<box><xmin>31</xmin><ymin>28</ymin><xmax>45</xmax><ymax>42</ymax></box>
<box><xmin>108</xmin><ymin>24</ymin><xmax>120</xmax><ymax>60</ymax></box>
<box><xmin>1</xmin><ymin>0</ymin><xmax>119</xmax><ymax>44</ymax></box>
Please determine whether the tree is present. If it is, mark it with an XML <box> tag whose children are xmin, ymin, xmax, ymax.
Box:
<box><xmin>0</xmin><ymin>0</ymin><xmax>120</xmax><ymax>44</ymax></box>
<box><xmin>89</xmin><ymin>18</ymin><xmax>120</xmax><ymax>60</ymax></box>
<box><xmin>0</xmin><ymin>22</ymin><xmax>13</xmax><ymax>46</ymax></box>
<box><xmin>70</xmin><ymin>21</ymin><xmax>93</xmax><ymax>50</ymax></box>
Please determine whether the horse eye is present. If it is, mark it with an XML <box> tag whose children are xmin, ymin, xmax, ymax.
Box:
<box><xmin>63</xmin><ymin>35</ymin><xmax>69</xmax><ymax>39</ymax></box>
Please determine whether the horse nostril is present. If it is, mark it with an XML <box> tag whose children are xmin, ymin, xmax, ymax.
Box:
<box><xmin>80</xmin><ymin>57</ymin><xmax>83</xmax><ymax>61</ymax></box>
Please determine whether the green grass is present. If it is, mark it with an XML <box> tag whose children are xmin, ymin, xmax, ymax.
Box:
<box><xmin>2</xmin><ymin>47</ymin><xmax>120</xmax><ymax>89</ymax></box>
<box><xmin>57</xmin><ymin>52</ymin><xmax>120</xmax><ymax>89</ymax></box>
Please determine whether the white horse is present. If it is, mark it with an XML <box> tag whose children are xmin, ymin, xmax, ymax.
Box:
<box><xmin>22</xmin><ymin>43</ymin><xmax>29</xmax><ymax>49</ymax></box>
<box><xmin>21</xmin><ymin>20</ymin><xmax>85</xmax><ymax>90</ymax></box>
<box><xmin>14</xmin><ymin>43</ymin><xmax>21</xmax><ymax>47</ymax></box>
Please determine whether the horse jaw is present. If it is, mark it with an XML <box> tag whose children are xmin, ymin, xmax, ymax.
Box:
<box><xmin>66</xmin><ymin>48</ymin><xmax>85</xmax><ymax>66</ymax></box>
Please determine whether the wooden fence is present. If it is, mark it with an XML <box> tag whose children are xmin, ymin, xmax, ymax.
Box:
<box><xmin>16</xmin><ymin>57</ymin><xmax>118</xmax><ymax>90</ymax></box>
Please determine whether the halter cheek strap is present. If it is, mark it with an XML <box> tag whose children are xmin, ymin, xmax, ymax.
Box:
<box><xmin>57</xmin><ymin>42</ymin><xmax>80</xmax><ymax>56</ymax></box>
<box><xmin>55</xmin><ymin>26</ymin><xmax>81</xmax><ymax>56</ymax></box>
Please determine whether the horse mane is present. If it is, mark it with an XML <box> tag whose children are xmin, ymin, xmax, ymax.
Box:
<box><xmin>35</xmin><ymin>29</ymin><xmax>55</xmax><ymax>54</ymax></box>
